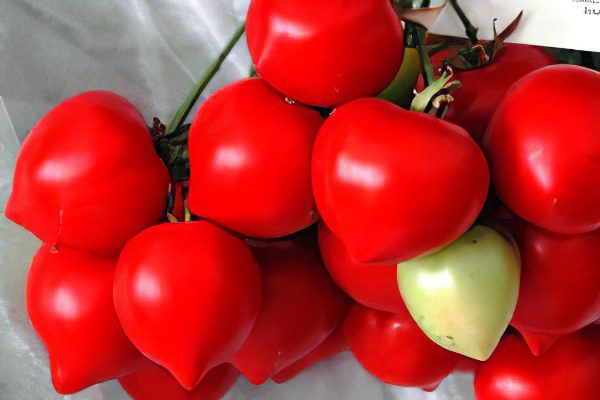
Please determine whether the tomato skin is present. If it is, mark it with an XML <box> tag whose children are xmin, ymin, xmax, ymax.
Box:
<box><xmin>499</xmin><ymin>215</ymin><xmax>600</xmax><ymax>355</ymax></box>
<box><xmin>312</xmin><ymin>98</ymin><xmax>489</xmax><ymax>264</ymax></box>
<box><xmin>230</xmin><ymin>237</ymin><xmax>347</xmax><ymax>385</ymax></box>
<box><xmin>271</xmin><ymin>327</ymin><xmax>347</xmax><ymax>384</ymax></box>
<box><xmin>474</xmin><ymin>327</ymin><xmax>600</xmax><ymax>400</ymax></box>
<box><xmin>246</xmin><ymin>0</ymin><xmax>404</xmax><ymax>107</ymax></box>
<box><xmin>26</xmin><ymin>245</ymin><xmax>149</xmax><ymax>394</ymax></box>
<box><xmin>318</xmin><ymin>224</ymin><xmax>405</xmax><ymax>313</ymax></box>
<box><xmin>113</xmin><ymin>222</ymin><xmax>262</xmax><ymax>390</ymax></box>
<box><xmin>119</xmin><ymin>363</ymin><xmax>239</xmax><ymax>400</ymax></box>
<box><xmin>344</xmin><ymin>304</ymin><xmax>461</xmax><ymax>391</ymax></box>
<box><xmin>431</xmin><ymin>44</ymin><xmax>554</xmax><ymax>143</ymax></box>
<box><xmin>188</xmin><ymin>79</ymin><xmax>322</xmax><ymax>239</ymax></box>
<box><xmin>5</xmin><ymin>91</ymin><xmax>170</xmax><ymax>257</ymax></box>
<box><xmin>485</xmin><ymin>65</ymin><xmax>600</xmax><ymax>234</ymax></box>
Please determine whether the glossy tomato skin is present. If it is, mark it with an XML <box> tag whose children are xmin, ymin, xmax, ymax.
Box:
<box><xmin>26</xmin><ymin>245</ymin><xmax>149</xmax><ymax>394</ymax></box>
<box><xmin>5</xmin><ymin>91</ymin><xmax>170</xmax><ymax>257</ymax></box>
<box><xmin>188</xmin><ymin>79</ymin><xmax>322</xmax><ymax>239</ymax></box>
<box><xmin>318</xmin><ymin>224</ymin><xmax>406</xmax><ymax>313</ymax></box>
<box><xmin>230</xmin><ymin>237</ymin><xmax>347</xmax><ymax>384</ymax></box>
<box><xmin>431</xmin><ymin>44</ymin><xmax>555</xmax><ymax>143</ymax></box>
<box><xmin>119</xmin><ymin>363</ymin><xmax>239</xmax><ymax>400</ymax></box>
<box><xmin>344</xmin><ymin>304</ymin><xmax>461</xmax><ymax>391</ymax></box>
<box><xmin>113</xmin><ymin>222</ymin><xmax>262</xmax><ymax>390</ymax></box>
<box><xmin>271</xmin><ymin>327</ymin><xmax>348</xmax><ymax>384</ymax></box>
<box><xmin>485</xmin><ymin>65</ymin><xmax>600</xmax><ymax>234</ymax></box>
<box><xmin>474</xmin><ymin>326</ymin><xmax>600</xmax><ymax>400</ymax></box>
<box><xmin>312</xmin><ymin>98</ymin><xmax>489</xmax><ymax>264</ymax></box>
<box><xmin>499</xmin><ymin>215</ymin><xmax>600</xmax><ymax>355</ymax></box>
<box><xmin>246</xmin><ymin>0</ymin><xmax>404</xmax><ymax>107</ymax></box>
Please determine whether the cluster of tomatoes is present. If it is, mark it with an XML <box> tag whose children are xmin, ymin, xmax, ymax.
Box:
<box><xmin>5</xmin><ymin>1</ymin><xmax>600</xmax><ymax>399</ymax></box>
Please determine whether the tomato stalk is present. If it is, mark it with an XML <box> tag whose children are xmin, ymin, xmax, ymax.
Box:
<box><xmin>153</xmin><ymin>22</ymin><xmax>246</xmax><ymax>183</ymax></box>
<box><xmin>405</xmin><ymin>22</ymin><xmax>460</xmax><ymax>118</ymax></box>
<box><xmin>448</xmin><ymin>0</ymin><xmax>478</xmax><ymax>45</ymax></box>
<box><xmin>405</xmin><ymin>22</ymin><xmax>434</xmax><ymax>87</ymax></box>
<box><xmin>166</xmin><ymin>22</ymin><xmax>247</xmax><ymax>135</ymax></box>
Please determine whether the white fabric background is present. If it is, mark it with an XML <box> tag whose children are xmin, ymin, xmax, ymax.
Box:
<box><xmin>0</xmin><ymin>1</ymin><xmax>474</xmax><ymax>399</ymax></box>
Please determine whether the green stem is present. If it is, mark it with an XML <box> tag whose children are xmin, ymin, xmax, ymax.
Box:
<box><xmin>405</xmin><ymin>22</ymin><xmax>434</xmax><ymax>88</ymax></box>
<box><xmin>166</xmin><ymin>22</ymin><xmax>246</xmax><ymax>134</ymax></box>
<box><xmin>448</xmin><ymin>0</ymin><xmax>478</xmax><ymax>45</ymax></box>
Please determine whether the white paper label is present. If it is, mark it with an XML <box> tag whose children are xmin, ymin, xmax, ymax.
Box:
<box><xmin>429</xmin><ymin>0</ymin><xmax>600</xmax><ymax>52</ymax></box>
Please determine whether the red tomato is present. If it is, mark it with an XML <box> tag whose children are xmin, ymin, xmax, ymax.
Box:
<box><xmin>344</xmin><ymin>304</ymin><xmax>461</xmax><ymax>391</ymax></box>
<box><xmin>171</xmin><ymin>181</ymin><xmax>188</xmax><ymax>222</ymax></box>
<box><xmin>454</xmin><ymin>356</ymin><xmax>481</xmax><ymax>374</ymax></box>
<box><xmin>429</xmin><ymin>44</ymin><xmax>555</xmax><ymax>143</ymax></box>
<box><xmin>246</xmin><ymin>0</ymin><xmax>404</xmax><ymax>107</ymax></box>
<box><xmin>318</xmin><ymin>224</ymin><xmax>405</xmax><ymax>313</ymax></box>
<box><xmin>26</xmin><ymin>245</ymin><xmax>148</xmax><ymax>394</ymax></box>
<box><xmin>119</xmin><ymin>363</ymin><xmax>239</xmax><ymax>400</ymax></box>
<box><xmin>484</xmin><ymin>65</ymin><xmax>600</xmax><ymax>234</ymax></box>
<box><xmin>312</xmin><ymin>98</ymin><xmax>489</xmax><ymax>264</ymax></box>
<box><xmin>188</xmin><ymin>79</ymin><xmax>322</xmax><ymax>239</ymax></box>
<box><xmin>498</xmin><ymin>215</ymin><xmax>600</xmax><ymax>355</ymax></box>
<box><xmin>474</xmin><ymin>326</ymin><xmax>600</xmax><ymax>400</ymax></box>
<box><xmin>230</xmin><ymin>237</ymin><xmax>347</xmax><ymax>384</ymax></box>
<box><xmin>113</xmin><ymin>222</ymin><xmax>262</xmax><ymax>390</ymax></box>
<box><xmin>271</xmin><ymin>327</ymin><xmax>347</xmax><ymax>384</ymax></box>
<box><xmin>5</xmin><ymin>91</ymin><xmax>170</xmax><ymax>257</ymax></box>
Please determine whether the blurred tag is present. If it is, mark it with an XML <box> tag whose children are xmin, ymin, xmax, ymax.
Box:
<box><xmin>429</xmin><ymin>0</ymin><xmax>600</xmax><ymax>52</ymax></box>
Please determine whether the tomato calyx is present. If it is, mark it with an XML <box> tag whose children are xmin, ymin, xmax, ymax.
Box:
<box><xmin>150</xmin><ymin>117</ymin><xmax>190</xmax><ymax>182</ymax></box>
<box><xmin>434</xmin><ymin>11</ymin><xmax>523</xmax><ymax>72</ymax></box>
<box><xmin>410</xmin><ymin>72</ymin><xmax>461</xmax><ymax>118</ymax></box>
<box><xmin>150</xmin><ymin>22</ymin><xmax>247</xmax><ymax>184</ymax></box>
<box><xmin>404</xmin><ymin>22</ymin><xmax>460</xmax><ymax>118</ymax></box>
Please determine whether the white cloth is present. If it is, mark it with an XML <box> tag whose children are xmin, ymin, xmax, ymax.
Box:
<box><xmin>0</xmin><ymin>1</ymin><xmax>474</xmax><ymax>399</ymax></box>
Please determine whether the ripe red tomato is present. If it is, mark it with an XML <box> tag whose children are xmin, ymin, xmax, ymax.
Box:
<box><xmin>119</xmin><ymin>363</ymin><xmax>239</xmax><ymax>400</ymax></box>
<box><xmin>271</xmin><ymin>327</ymin><xmax>347</xmax><ymax>384</ymax></box>
<box><xmin>485</xmin><ymin>65</ymin><xmax>600</xmax><ymax>234</ymax></box>
<box><xmin>246</xmin><ymin>0</ymin><xmax>404</xmax><ymax>107</ymax></box>
<box><xmin>230</xmin><ymin>237</ymin><xmax>347</xmax><ymax>384</ymax></box>
<box><xmin>454</xmin><ymin>356</ymin><xmax>481</xmax><ymax>373</ymax></box>
<box><xmin>318</xmin><ymin>224</ymin><xmax>405</xmax><ymax>313</ymax></box>
<box><xmin>474</xmin><ymin>326</ymin><xmax>600</xmax><ymax>400</ymax></box>
<box><xmin>113</xmin><ymin>222</ymin><xmax>262</xmax><ymax>390</ymax></box>
<box><xmin>188</xmin><ymin>78</ymin><xmax>322</xmax><ymax>239</ymax></box>
<box><xmin>498</xmin><ymin>214</ymin><xmax>600</xmax><ymax>355</ymax></box>
<box><xmin>26</xmin><ymin>245</ymin><xmax>148</xmax><ymax>394</ymax></box>
<box><xmin>429</xmin><ymin>44</ymin><xmax>555</xmax><ymax>143</ymax></box>
<box><xmin>312</xmin><ymin>98</ymin><xmax>489</xmax><ymax>264</ymax></box>
<box><xmin>5</xmin><ymin>91</ymin><xmax>170</xmax><ymax>257</ymax></box>
<box><xmin>344</xmin><ymin>304</ymin><xmax>461</xmax><ymax>391</ymax></box>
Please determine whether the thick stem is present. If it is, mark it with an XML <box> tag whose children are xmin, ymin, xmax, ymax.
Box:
<box><xmin>405</xmin><ymin>22</ymin><xmax>434</xmax><ymax>87</ymax></box>
<box><xmin>166</xmin><ymin>22</ymin><xmax>246</xmax><ymax>134</ymax></box>
<box><xmin>448</xmin><ymin>0</ymin><xmax>478</xmax><ymax>45</ymax></box>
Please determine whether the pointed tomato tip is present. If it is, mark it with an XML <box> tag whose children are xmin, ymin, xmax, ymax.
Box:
<box><xmin>271</xmin><ymin>374</ymin><xmax>288</xmax><ymax>384</ymax></box>
<box><xmin>233</xmin><ymin>363</ymin><xmax>272</xmax><ymax>386</ymax></box>
<box><xmin>4</xmin><ymin>199</ymin><xmax>19</xmax><ymax>224</ymax></box>
<box><xmin>519</xmin><ymin>330</ymin><xmax>561</xmax><ymax>356</ymax></box>
<box><xmin>170</xmin><ymin>368</ymin><xmax>207</xmax><ymax>392</ymax></box>
<box><xmin>50</xmin><ymin>366</ymin><xmax>82</xmax><ymax>395</ymax></box>
<box><xmin>247</xmin><ymin>375</ymin><xmax>269</xmax><ymax>386</ymax></box>
<box><xmin>421</xmin><ymin>381</ymin><xmax>442</xmax><ymax>392</ymax></box>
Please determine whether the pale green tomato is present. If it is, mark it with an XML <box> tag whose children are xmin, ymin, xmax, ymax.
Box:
<box><xmin>397</xmin><ymin>225</ymin><xmax>520</xmax><ymax>361</ymax></box>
